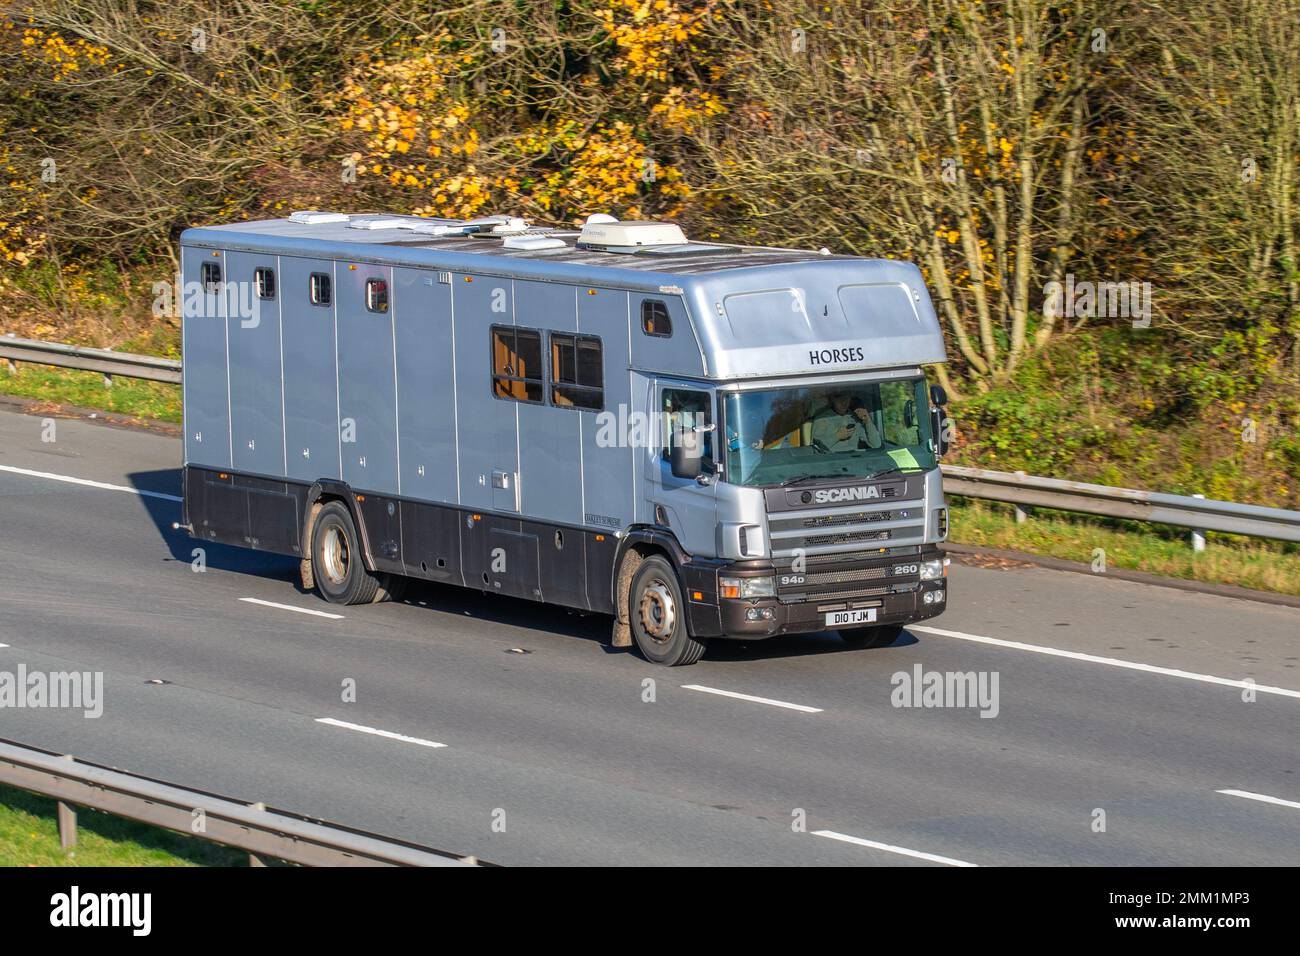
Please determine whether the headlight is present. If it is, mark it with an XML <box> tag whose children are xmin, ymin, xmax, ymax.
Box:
<box><xmin>719</xmin><ymin>575</ymin><xmax>775</xmax><ymax>599</ymax></box>
<box><xmin>920</xmin><ymin>558</ymin><xmax>947</xmax><ymax>581</ymax></box>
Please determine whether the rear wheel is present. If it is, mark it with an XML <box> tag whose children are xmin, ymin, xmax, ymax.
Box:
<box><xmin>629</xmin><ymin>555</ymin><xmax>706</xmax><ymax>666</ymax></box>
<box><xmin>311</xmin><ymin>501</ymin><xmax>383</xmax><ymax>605</ymax></box>
<box><xmin>838</xmin><ymin>624</ymin><xmax>904</xmax><ymax>649</ymax></box>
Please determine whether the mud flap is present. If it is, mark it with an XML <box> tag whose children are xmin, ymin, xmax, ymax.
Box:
<box><xmin>611</xmin><ymin>550</ymin><xmax>645</xmax><ymax>648</ymax></box>
<box><xmin>300</xmin><ymin>501</ymin><xmax>322</xmax><ymax>591</ymax></box>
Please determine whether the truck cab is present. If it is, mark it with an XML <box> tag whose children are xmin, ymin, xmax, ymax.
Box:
<box><xmin>622</xmin><ymin>241</ymin><xmax>951</xmax><ymax>663</ymax></box>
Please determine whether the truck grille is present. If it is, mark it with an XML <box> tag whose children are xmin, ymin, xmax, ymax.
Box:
<box><xmin>769</xmin><ymin>499</ymin><xmax>927</xmax><ymax>559</ymax></box>
<box><xmin>803</xmin><ymin>529</ymin><xmax>891</xmax><ymax>547</ymax></box>
<box><xmin>800</xmin><ymin>509</ymin><xmax>894</xmax><ymax>529</ymax></box>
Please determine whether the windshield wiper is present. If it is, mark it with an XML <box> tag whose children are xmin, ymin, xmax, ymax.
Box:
<box><xmin>863</xmin><ymin>466</ymin><xmax>923</xmax><ymax>481</ymax></box>
<box><xmin>779</xmin><ymin>473</ymin><xmax>824</xmax><ymax>487</ymax></box>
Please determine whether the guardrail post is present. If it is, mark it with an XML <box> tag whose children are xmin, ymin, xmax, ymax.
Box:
<box><xmin>103</xmin><ymin>372</ymin><xmax>113</xmax><ymax>388</ymax></box>
<box><xmin>4</xmin><ymin>359</ymin><xmax>15</xmax><ymax>375</ymax></box>
<box><xmin>1191</xmin><ymin>493</ymin><xmax>1207</xmax><ymax>552</ymax></box>
<box><xmin>58</xmin><ymin>801</ymin><xmax>77</xmax><ymax>850</ymax></box>
<box><xmin>1013</xmin><ymin>471</ymin><xmax>1029</xmax><ymax>524</ymax></box>
<box><xmin>56</xmin><ymin>753</ymin><xmax>78</xmax><ymax>851</ymax></box>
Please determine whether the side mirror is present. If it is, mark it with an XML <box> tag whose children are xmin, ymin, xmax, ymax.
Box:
<box><xmin>903</xmin><ymin>399</ymin><xmax>916</xmax><ymax>428</ymax></box>
<box><xmin>670</xmin><ymin>426</ymin><xmax>704</xmax><ymax>479</ymax></box>
<box><xmin>931</xmin><ymin>407</ymin><xmax>951</xmax><ymax>458</ymax></box>
<box><xmin>930</xmin><ymin>383</ymin><xmax>948</xmax><ymax>407</ymax></box>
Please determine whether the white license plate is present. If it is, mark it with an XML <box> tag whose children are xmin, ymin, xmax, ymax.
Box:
<box><xmin>825</xmin><ymin>608</ymin><xmax>877</xmax><ymax>627</ymax></box>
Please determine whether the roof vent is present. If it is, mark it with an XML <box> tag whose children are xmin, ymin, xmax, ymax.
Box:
<box><xmin>462</xmin><ymin>215</ymin><xmax>529</xmax><ymax>235</ymax></box>
<box><xmin>288</xmin><ymin>210</ymin><xmax>350</xmax><ymax>225</ymax></box>
<box><xmin>577</xmin><ymin>219</ymin><xmax>688</xmax><ymax>252</ymax></box>
<box><xmin>503</xmin><ymin>235</ymin><xmax>566</xmax><ymax>251</ymax></box>
<box><xmin>347</xmin><ymin>215</ymin><xmax>415</xmax><ymax>230</ymax></box>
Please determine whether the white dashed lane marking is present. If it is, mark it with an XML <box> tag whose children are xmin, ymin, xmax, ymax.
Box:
<box><xmin>813</xmin><ymin>829</ymin><xmax>978</xmax><ymax>867</ymax></box>
<box><xmin>912</xmin><ymin>625</ymin><xmax>1300</xmax><ymax>700</ymax></box>
<box><xmin>681</xmin><ymin>684</ymin><xmax>823</xmax><ymax>714</ymax></box>
<box><xmin>0</xmin><ymin>464</ymin><xmax>182</xmax><ymax>502</ymax></box>
<box><xmin>239</xmin><ymin>598</ymin><xmax>343</xmax><ymax>620</ymax></box>
<box><xmin>315</xmin><ymin>717</ymin><xmax>447</xmax><ymax>750</ymax></box>
<box><xmin>1216</xmin><ymin>789</ymin><xmax>1300</xmax><ymax>812</ymax></box>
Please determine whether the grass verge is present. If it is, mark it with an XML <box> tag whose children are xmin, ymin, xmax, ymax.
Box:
<box><xmin>0</xmin><ymin>364</ymin><xmax>181</xmax><ymax>423</ymax></box>
<box><xmin>950</xmin><ymin>498</ymin><xmax>1300</xmax><ymax>596</ymax></box>
<box><xmin>0</xmin><ymin>783</ymin><xmax>249</xmax><ymax>867</ymax></box>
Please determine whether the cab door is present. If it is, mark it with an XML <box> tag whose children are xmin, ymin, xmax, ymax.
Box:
<box><xmin>646</xmin><ymin>380</ymin><xmax>718</xmax><ymax>558</ymax></box>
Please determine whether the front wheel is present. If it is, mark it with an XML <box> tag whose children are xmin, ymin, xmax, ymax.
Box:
<box><xmin>838</xmin><ymin>624</ymin><xmax>904</xmax><ymax>649</ymax></box>
<box><xmin>629</xmin><ymin>555</ymin><xmax>707</xmax><ymax>666</ymax></box>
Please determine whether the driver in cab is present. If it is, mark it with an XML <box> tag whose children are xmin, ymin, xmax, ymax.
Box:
<box><xmin>810</xmin><ymin>390</ymin><xmax>883</xmax><ymax>452</ymax></box>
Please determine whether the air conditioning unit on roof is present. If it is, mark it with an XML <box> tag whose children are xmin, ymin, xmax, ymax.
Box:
<box><xmin>577</xmin><ymin>220</ymin><xmax>687</xmax><ymax>251</ymax></box>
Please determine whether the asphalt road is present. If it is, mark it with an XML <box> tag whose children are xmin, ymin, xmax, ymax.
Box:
<box><xmin>1</xmin><ymin>406</ymin><xmax>1297</xmax><ymax>865</ymax></box>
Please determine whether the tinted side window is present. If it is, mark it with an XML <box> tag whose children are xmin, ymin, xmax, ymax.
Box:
<box><xmin>365</xmin><ymin>278</ymin><xmax>389</xmax><ymax>313</ymax></box>
<box><xmin>200</xmin><ymin>261</ymin><xmax>222</xmax><ymax>294</ymax></box>
<box><xmin>492</xmin><ymin>326</ymin><xmax>543</xmax><ymax>403</ymax></box>
<box><xmin>550</xmin><ymin>333</ymin><xmax>603</xmax><ymax>410</ymax></box>
<box><xmin>641</xmin><ymin>299</ymin><xmax>672</xmax><ymax>337</ymax></box>
<box><xmin>309</xmin><ymin>272</ymin><xmax>331</xmax><ymax>306</ymax></box>
<box><xmin>255</xmin><ymin>267</ymin><xmax>275</xmax><ymax>299</ymax></box>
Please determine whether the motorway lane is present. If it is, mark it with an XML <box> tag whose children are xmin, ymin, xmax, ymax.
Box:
<box><xmin>1</xmin><ymin>407</ymin><xmax>1298</xmax><ymax>865</ymax></box>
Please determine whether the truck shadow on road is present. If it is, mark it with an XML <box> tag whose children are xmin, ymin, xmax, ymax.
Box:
<box><xmin>129</xmin><ymin>468</ymin><xmax>300</xmax><ymax>583</ymax></box>
<box><xmin>395</xmin><ymin>577</ymin><xmax>919</xmax><ymax>663</ymax></box>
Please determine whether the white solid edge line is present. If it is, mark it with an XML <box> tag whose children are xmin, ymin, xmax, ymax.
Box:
<box><xmin>239</xmin><ymin>597</ymin><xmax>344</xmax><ymax>620</ymax></box>
<box><xmin>0</xmin><ymin>644</ymin><xmax>8</xmax><ymax>649</ymax></box>
<box><xmin>911</xmin><ymin>624</ymin><xmax>1300</xmax><ymax>700</ymax></box>
<box><xmin>0</xmin><ymin>464</ymin><xmax>182</xmax><ymax>502</ymax></box>
<box><xmin>813</xmin><ymin>829</ymin><xmax>977</xmax><ymax>867</ymax></box>
<box><xmin>681</xmin><ymin>684</ymin><xmax>823</xmax><ymax>713</ymax></box>
<box><xmin>315</xmin><ymin>717</ymin><xmax>447</xmax><ymax>749</ymax></box>
<box><xmin>1216</xmin><ymin>789</ymin><xmax>1300</xmax><ymax>811</ymax></box>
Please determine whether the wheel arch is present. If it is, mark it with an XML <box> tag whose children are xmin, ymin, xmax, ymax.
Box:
<box><xmin>302</xmin><ymin>480</ymin><xmax>379</xmax><ymax>574</ymax></box>
<box><xmin>610</xmin><ymin>528</ymin><xmax>692</xmax><ymax>648</ymax></box>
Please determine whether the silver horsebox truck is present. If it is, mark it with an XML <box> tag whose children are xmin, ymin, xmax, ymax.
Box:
<box><xmin>177</xmin><ymin>211</ymin><xmax>952</xmax><ymax>665</ymax></box>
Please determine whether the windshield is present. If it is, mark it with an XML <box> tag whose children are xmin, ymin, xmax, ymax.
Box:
<box><xmin>722</xmin><ymin>377</ymin><xmax>936</xmax><ymax>487</ymax></box>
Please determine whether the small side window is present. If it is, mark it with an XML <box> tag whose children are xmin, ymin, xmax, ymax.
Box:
<box><xmin>309</xmin><ymin>272</ymin><xmax>331</xmax><ymax>306</ymax></box>
<box><xmin>491</xmin><ymin>326</ymin><xmax>543</xmax><ymax>403</ymax></box>
<box><xmin>661</xmin><ymin>388</ymin><xmax>714</xmax><ymax>461</ymax></box>
<box><xmin>365</xmin><ymin>278</ymin><xmax>389</xmax><ymax>313</ymax></box>
<box><xmin>254</xmin><ymin>267</ymin><xmax>276</xmax><ymax>300</ymax></box>
<box><xmin>641</xmin><ymin>299</ymin><xmax>672</xmax><ymax>337</ymax></box>
<box><xmin>200</xmin><ymin>261</ymin><xmax>222</xmax><ymax>294</ymax></box>
<box><xmin>550</xmin><ymin>333</ymin><xmax>603</xmax><ymax>410</ymax></box>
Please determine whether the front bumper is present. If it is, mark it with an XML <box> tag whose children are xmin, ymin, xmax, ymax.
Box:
<box><xmin>690</xmin><ymin>549</ymin><xmax>949</xmax><ymax>640</ymax></box>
